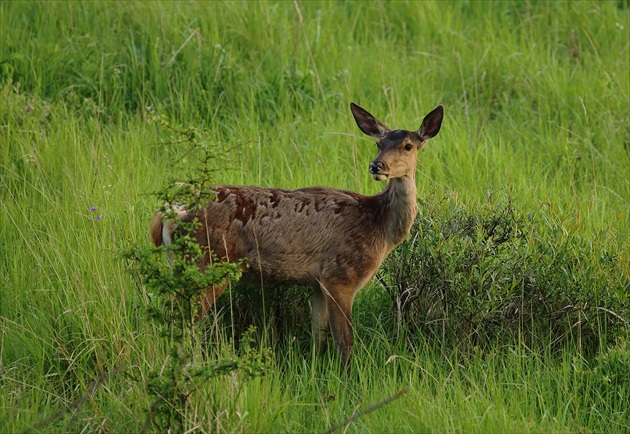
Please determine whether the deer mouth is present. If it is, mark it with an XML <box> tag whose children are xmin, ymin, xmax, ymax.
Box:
<box><xmin>371</xmin><ymin>173</ymin><xmax>388</xmax><ymax>181</ymax></box>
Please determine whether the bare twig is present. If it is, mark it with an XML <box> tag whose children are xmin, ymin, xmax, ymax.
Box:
<box><xmin>323</xmin><ymin>387</ymin><xmax>409</xmax><ymax>434</ymax></box>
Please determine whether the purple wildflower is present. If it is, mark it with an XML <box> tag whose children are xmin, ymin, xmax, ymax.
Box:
<box><xmin>97</xmin><ymin>214</ymin><xmax>103</xmax><ymax>221</ymax></box>
<box><xmin>90</xmin><ymin>206</ymin><xmax>98</xmax><ymax>211</ymax></box>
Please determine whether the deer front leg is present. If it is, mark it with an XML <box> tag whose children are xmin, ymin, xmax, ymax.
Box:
<box><xmin>320</xmin><ymin>281</ymin><xmax>355</xmax><ymax>372</ymax></box>
<box><xmin>311</xmin><ymin>286</ymin><xmax>330</xmax><ymax>353</ymax></box>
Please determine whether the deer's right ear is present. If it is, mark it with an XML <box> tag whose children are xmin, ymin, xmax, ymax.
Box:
<box><xmin>350</xmin><ymin>102</ymin><xmax>391</xmax><ymax>139</ymax></box>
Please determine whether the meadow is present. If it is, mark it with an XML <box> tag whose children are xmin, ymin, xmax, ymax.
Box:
<box><xmin>1</xmin><ymin>1</ymin><xmax>628</xmax><ymax>432</ymax></box>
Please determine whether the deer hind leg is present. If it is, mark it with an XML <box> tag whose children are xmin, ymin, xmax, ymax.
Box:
<box><xmin>194</xmin><ymin>282</ymin><xmax>228</xmax><ymax>322</ymax></box>
<box><xmin>311</xmin><ymin>286</ymin><xmax>330</xmax><ymax>353</ymax></box>
<box><xmin>320</xmin><ymin>280</ymin><xmax>356</xmax><ymax>371</ymax></box>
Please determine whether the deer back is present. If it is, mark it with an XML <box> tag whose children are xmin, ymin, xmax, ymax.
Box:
<box><xmin>183</xmin><ymin>185</ymin><xmax>394</xmax><ymax>288</ymax></box>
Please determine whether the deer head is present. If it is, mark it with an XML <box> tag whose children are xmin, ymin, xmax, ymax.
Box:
<box><xmin>350</xmin><ymin>103</ymin><xmax>443</xmax><ymax>181</ymax></box>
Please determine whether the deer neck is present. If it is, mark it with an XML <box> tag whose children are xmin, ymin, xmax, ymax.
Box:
<box><xmin>378</xmin><ymin>174</ymin><xmax>418</xmax><ymax>246</ymax></box>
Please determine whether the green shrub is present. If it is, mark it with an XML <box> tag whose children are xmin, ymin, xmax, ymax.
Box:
<box><xmin>380</xmin><ymin>193</ymin><xmax>629</xmax><ymax>353</ymax></box>
<box><xmin>123</xmin><ymin>118</ymin><xmax>272</xmax><ymax>433</ymax></box>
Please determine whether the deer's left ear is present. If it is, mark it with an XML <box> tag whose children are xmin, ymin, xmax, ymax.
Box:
<box><xmin>417</xmin><ymin>105</ymin><xmax>444</xmax><ymax>142</ymax></box>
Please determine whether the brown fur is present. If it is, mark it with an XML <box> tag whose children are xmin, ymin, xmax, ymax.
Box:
<box><xmin>151</xmin><ymin>103</ymin><xmax>443</xmax><ymax>370</ymax></box>
<box><xmin>150</xmin><ymin>213</ymin><xmax>163</xmax><ymax>247</ymax></box>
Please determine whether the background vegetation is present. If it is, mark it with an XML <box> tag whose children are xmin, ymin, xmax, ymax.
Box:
<box><xmin>1</xmin><ymin>1</ymin><xmax>628</xmax><ymax>432</ymax></box>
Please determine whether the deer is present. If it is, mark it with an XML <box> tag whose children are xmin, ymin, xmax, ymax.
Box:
<box><xmin>150</xmin><ymin>102</ymin><xmax>444</xmax><ymax>370</ymax></box>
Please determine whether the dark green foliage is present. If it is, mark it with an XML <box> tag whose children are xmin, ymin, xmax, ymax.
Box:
<box><xmin>210</xmin><ymin>283</ymin><xmax>313</xmax><ymax>356</ymax></box>
<box><xmin>143</xmin><ymin>326</ymin><xmax>272</xmax><ymax>433</ymax></box>
<box><xmin>123</xmin><ymin>119</ymin><xmax>272</xmax><ymax>432</ymax></box>
<box><xmin>589</xmin><ymin>338</ymin><xmax>630</xmax><ymax>397</ymax></box>
<box><xmin>381</xmin><ymin>194</ymin><xmax>629</xmax><ymax>353</ymax></box>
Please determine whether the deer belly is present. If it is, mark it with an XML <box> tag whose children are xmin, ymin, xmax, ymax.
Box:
<box><xmin>239</xmin><ymin>253</ymin><xmax>321</xmax><ymax>287</ymax></box>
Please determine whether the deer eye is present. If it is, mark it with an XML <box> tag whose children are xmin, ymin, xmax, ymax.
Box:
<box><xmin>404</xmin><ymin>144</ymin><xmax>413</xmax><ymax>151</ymax></box>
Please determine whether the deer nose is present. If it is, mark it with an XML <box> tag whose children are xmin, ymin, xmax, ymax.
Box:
<box><xmin>369</xmin><ymin>161</ymin><xmax>385</xmax><ymax>174</ymax></box>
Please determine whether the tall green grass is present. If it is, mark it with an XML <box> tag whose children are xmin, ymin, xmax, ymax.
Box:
<box><xmin>1</xmin><ymin>1</ymin><xmax>628</xmax><ymax>432</ymax></box>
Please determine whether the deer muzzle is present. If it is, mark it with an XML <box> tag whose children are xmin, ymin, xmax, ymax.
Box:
<box><xmin>369</xmin><ymin>160</ymin><xmax>388</xmax><ymax>181</ymax></box>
